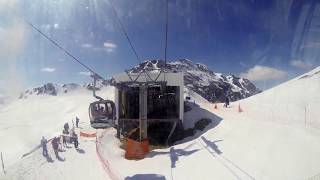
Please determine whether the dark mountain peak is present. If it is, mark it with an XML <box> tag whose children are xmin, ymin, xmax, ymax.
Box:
<box><xmin>195</xmin><ymin>63</ymin><xmax>210</xmax><ymax>72</ymax></box>
<box><xmin>19</xmin><ymin>83</ymin><xmax>87</xmax><ymax>99</ymax></box>
<box><xmin>129</xmin><ymin>59</ymin><xmax>261</xmax><ymax>102</ymax></box>
<box><xmin>178</xmin><ymin>59</ymin><xmax>194</xmax><ymax>66</ymax></box>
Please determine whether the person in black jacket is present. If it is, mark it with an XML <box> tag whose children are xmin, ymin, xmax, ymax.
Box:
<box><xmin>62</xmin><ymin>129</ymin><xmax>68</xmax><ymax>148</ymax></box>
<box><xmin>225</xmin><ymin>96</ymin><xmax>230</xmax><ymax>108</ymax></box>
<box><xmin>64</xmin><ymin>123</ymin><xmax>69</xmax><ymax>134</ymax></box>
<box><xmin>75</xmin><ymin>116</ymin><xmax>80</xmax><ymax>128</ymax></box>
<box><xmin>71</xmin><ymin>132</ymin><xmax>79</xmax><ymax>149</ymax></box>
<box><xmin>40</xmin><ymin>136</ymin><xmax>48</xmax><ymax>157</ymax></box>
<box><xmin>52</xmin><ymin>137</ymin><xmax>59</xmax><ymax>158</ymax></box>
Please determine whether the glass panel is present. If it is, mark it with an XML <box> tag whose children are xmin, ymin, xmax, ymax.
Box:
<box><xmin>119</xmin><ymin>87</ymin><xmax>139</xmax><ymax>119</ymax></box>
<box><xmin>147</xmin><ymin>86</ymin><xmax>179</xmax><ymax>119</ymax></box>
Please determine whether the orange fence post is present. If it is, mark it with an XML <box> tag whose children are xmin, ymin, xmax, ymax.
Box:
<box><xmin>238</xmin><ymin>103</ymin><xmax>243</xmax><ymax>113</ymax></box>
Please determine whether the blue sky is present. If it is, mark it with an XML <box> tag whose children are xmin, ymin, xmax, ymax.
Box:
<box><xmin>0</xmin><ymin>0</ymin><xmax>319</xmax><ymax>95</ymax></box>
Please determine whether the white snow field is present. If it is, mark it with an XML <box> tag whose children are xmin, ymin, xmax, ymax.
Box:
<box><xmin>0</xmin><ymin>86</ymin><xmax>115</xmax><ymax>167</ymax></box>
<box><xmin>0</xmin><ymin>67</ymin><xmax>320</xmax><ymax>180</ymax></box>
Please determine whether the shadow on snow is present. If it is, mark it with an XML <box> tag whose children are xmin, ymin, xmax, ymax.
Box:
<box><xmin>125</xmin><ymin>174</ymin><xmax>166</xmax><ymax>180</ymax></box>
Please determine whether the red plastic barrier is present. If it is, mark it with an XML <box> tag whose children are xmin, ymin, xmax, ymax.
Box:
<box><xmin>80</xmin><ymin>131</ymin><xmax>97</xmax><ymax>138</ymax></box>
<box><xmin>125</xmin><ymin>138</ymin><xmax>149</xmax><ymax>159</ymax></box>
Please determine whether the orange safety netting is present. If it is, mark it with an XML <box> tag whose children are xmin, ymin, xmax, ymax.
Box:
<box><xmin>80</xmin><ymin>131</ymin><xmax>97</xmax><ymax>138</ymax></box>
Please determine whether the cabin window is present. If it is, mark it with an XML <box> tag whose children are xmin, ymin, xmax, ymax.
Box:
<box><xmin>119</xmin><ymin>87</ymin><xmax>140</xmax><ymax>119</ymax></box>
<box><xmin>119</xmin><ymin>86</ymin><xmax>180</xmax><ymax>120</ymax></box>
<box><xmin>147</xmin><ymin>86</ymin><xmax>180</xmax><ymax>119</ymax></box>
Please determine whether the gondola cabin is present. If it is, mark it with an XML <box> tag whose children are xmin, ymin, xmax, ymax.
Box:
<box><xmin>89</xmin><ymin>100</ymin><xmax>116</xmax><ymax>129</ymax></box>
<box><xmin>112</xmin><ymin>72</ymin><xmax>184</xmax><ymax>145</ymax></box>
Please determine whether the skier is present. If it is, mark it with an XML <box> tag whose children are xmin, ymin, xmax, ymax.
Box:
<box><xmin>63</xmin><ymin>122</ymin><xmax>69</xmax><ymax>134</ymax></box>
<box><xmin>100</xmin><ymin>106</ymin><xmax>105</xmax><ymax>114</ymax></box>
<box><xmin>69</xmin><ymin>127</ymin><xmax>75</xmax><ymax>144</ymax></box>
<box><xmin>52</xmin><ymin>137</ymin><xmax>59</xmax><ymax>159</ymax></box>
<box><xmin>225</xmin><ymin>96</ymin><xmax>230</xmax><ymax>108</ymax></box>
<box><xmin>57</xmin><ymin>136</ymin><xmax>63</xmax><ymax>151</ymax></box>
<box><xmin>75</xmin><ymin>116</ymin><xmax>80</xmax><ymax>128</ymax></box>
<box><xmin>62</xmin><ymin>129</ymin><xmax>68</xmax><ymax>147</ymax></box>
<box><xmin>71</xmin><ymin>131</ymin><xmax>79</xmax><ymax>149</ymax></box>
<box><xmin>40</xmin><ymin>136</ymin><xmax>48</xmax><ymax>157</ymax></box>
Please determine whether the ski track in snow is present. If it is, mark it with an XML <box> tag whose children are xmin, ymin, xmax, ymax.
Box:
<box><xmin>2</xmin><ymin>126</ymin><xmax>110</xmax><ymax>180</ymax></box>
<box><xmin>197</xmin><ymin>138</ymin><xmax>255</xmax><ymax>180</ymax></box>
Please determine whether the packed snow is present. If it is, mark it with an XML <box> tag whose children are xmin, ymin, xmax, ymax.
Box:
<box><xmin>0</xmin><ymin>86</ymin><xmax>115</xmax><ymax>167</ymax></box>
<box><xmin>0</xmin><ymin>67</ymin><xmax>320</xmax><ymax>180</ymax></box>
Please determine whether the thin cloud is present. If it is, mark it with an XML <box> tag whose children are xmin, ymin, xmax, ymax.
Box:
<box><xmin>79</xmin><ymin>71</ymin><xmax>91</xmax><ymax>76</ymax></box>
<box><xmin>240</xmin><ymin>65</ymin><xmax>287</xmax><ymax>81</ymax></box>
<box><xmin>41</xmin><ymin>24</ymin><xmax>51</xmax><ymax>30</ymax></box>
<box><xmin>0</xmin><ymin>19</ymin><xmax>26</xmax><ymax>61</ymax></box>
<box><xmin>81</xmin><ymin>43</ymin><xmax>93</xmax><ymax>48</ymax></box>
<box><xmin>239</xmin><ymin>61</ymin><xmax>248</xmax><ymax>68</ymax></box>
<box><xmin>103</xmin><ymin>41</ymin><xmax>117</xmax><ymax>53</ymax></box>
<box><xmin>103</xmin><ymin>42</ymin><xmax>117</xmax><ymax>48</ymax></box>
<box><xmin>53</xmin><ymin>23</ymin><xmax>59</xmax><ymax>29</ymax></box>
<box><xmin>106</xmin><ymin>48</ymin><xmax>114</xmax><ymax>53</ymax></box>
<box><xmin>41</xmin><ymin>67</ymin><xmax>56</xmax><ymax>72</ymax></box>
<box><xmin>302</xmin><ymin>42</ymin><xmax>320</xmax><ymax>48</ymax></box>
<box><xmin>0</xmin><ymin>0</ymin><xmax>16</xmax><ymax>13</ymax></box>
<box><xmin>290</xmin><ymin>60</ymin><xmax>313</xmax><ymax>70</ymax></box>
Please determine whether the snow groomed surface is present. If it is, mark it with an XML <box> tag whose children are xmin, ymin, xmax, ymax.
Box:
<box><xmin>0</xmin><ymin>67</ymin><xmax>320</xmax><ymax>179</ymax></box>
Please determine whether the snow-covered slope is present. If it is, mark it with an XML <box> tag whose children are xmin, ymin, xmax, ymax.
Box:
<box><xmin>0</xmin><ymin>94</ymin><xmax>9</xmax><ymax>106</ymax></box>
<box><xmin>0</xmin><ymin>86</ymin><xmax>115</xmax><ymax>167</ymax></box>
<box><xmin>1</xmin><ymin>67</ymin><xmax>320</xmax><ymax>180</ymax></box>
<box><xmin>240</xmin><ymin>66</ymin><xmax>320</xmax><ymax>129</ymax></box>
<box><xmin>129</xmin><ymin>59</ymin><xmax>261</xmax><ymax>102</ymax></box>
<box><xmin>94</xmin><ymin>66</ymin><xmax>320</xmax><ymax>180</ymax></box>
<box><xmin>3</xmin><ymin>131</ymin><xmax>107</xmax><ymax>180</ymax></box>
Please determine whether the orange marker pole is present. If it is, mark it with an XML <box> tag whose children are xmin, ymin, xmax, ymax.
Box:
<box><xmin>238</xmin><ymin>103</ymin><xmax>243</xmax><ymax>113</ymax></box>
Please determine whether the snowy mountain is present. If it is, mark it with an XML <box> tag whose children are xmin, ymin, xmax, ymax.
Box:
<box><xmin>129</xmin><ymin>59</ymin><xmax>261</xmax><ymax>102</ymax></box>
<box><xmin>18</xmin><ymin>59</ymin><xmax>260</xmax><ymax>102</ymax></box>
<box><xmin>18</xmin><ymin>81</ymin><xmax>105</xmax><ymax>99</ymax></box>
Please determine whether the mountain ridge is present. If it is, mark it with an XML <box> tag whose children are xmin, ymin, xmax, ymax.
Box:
<box><xmin>19</xmin><ymin>59</ymin><xmax>261</xmax><ymax>102</ymax></box>
<box><xmin>128</xmin><ymin>59</ymin><xmax>261</xmax><ymax>102</ymax></box>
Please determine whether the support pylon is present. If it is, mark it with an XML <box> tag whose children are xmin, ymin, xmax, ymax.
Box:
<box><xmin>238</xmin><ymin>103</ymin><xmax>243</xmax><ymax>113</ymax></box>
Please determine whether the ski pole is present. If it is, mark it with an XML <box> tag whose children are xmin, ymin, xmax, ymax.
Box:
<box><xmin>1</xmin><ymin>152</ymin><xmax>5</xmax><ymax>175</ymax></box>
